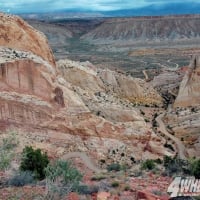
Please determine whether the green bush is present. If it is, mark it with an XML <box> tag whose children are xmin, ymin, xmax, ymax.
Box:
<box><xmin>111</xmin><ymin>181</ymin><xmax>119</xmax><ymax>187</ymax></box>
<box><xmin>0</xmin><ymin>131</ymin><xmax>18</xmax><ymax>170</ymax></box>
<box><xmin>1</xmin><ymin>131</ymin><xmax>18</xmax><ymax>151</ymax></box>
<box><xmin>140</xmin><ymin>110</ymin><xmax>145</xmax><ymax>115</ymax></box>
<box><xmin>164</xmin><ymin>143</ymin><xmax>175</xmax><ymax>152</ymax></box>
<box><xmin>141</xmin><ymin>159</ymin><xmax>155</xmax><ymax>170</ymax></box>
<box><xmin>91</xmin><ymin>175</ymin><xmax>106</xmax><ymax>181</ymax></box>
<box><xmin>107</xmin><ymin>163</ymin><xmax>121</xmax><ymax>172</ymax></box>
<box><xmin>130</xmin><ymin>157</ymin><xmax>135</xmax><ymax>163</ymax></box>
<box><xmin>152</xmin><ymin>190</ymin><xmax>162</xmax><ymax>196</ymax></box>
<box><xmin>163</xmin><ymin>155</ymin><xmax>174</xmax><ymax>167</ymax></box>
<box><xmin>164</xmin><ymin>156</ymin><xmax>189</xmax><ymax>176</ymax></box>
<box><xmin>20</xmin><ymin>146</ymin><xmax>49</xmax><ymax>180</ymax></box>
<box><xmin>124</xmin><ymin>185</ymin><xmax>130</xmax><ymax>191</ymax></box>
<box><xmin>190</xmin><ymin>159</ymin><xmax>200</xmax><ymax>179</ymax></box>
<box><xmin>0</xmin><ymin>153</ymin><xmax>13</xmax><ymax>171</ymax></box>
<box><xmin>194</xmin><ymin>196</ymin><xmax>200</xmax><ymax>200</ymax></box>
<box><xmin>45</xmin><ymin>160</ymin><xmax>82</xmax><ymax>199</ymax></box>
<box><xmin>154</xmin><ymin>158</ymin><xmax>163</xmax><ymax>164</ymax></box>
<box><xmin>8</xmin><ymin>171</ymin><xmax>35</xmax><ymax>187</ymax></box>
<box><xmin>77</xmin><ymin>185</ymin><xmax>99</xmax><ymax>195</ymax></box>
<box><xmin>120</xmin><ymin>164</ymin><xmax>128</xmax><ymax>172</ymax></box>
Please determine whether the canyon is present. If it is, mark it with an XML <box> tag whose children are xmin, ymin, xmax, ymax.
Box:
<box><xmin>0</xmin><ymin>13</ymin><xmax>172</xmax><ymax>166</ymax></box>
<box><xmin>1</xmin><ymin>12</ymin><xmax>200</xmax><ymax>200</ymax></box>
<box><xmin>27</xmin><ymin>15</ymin><xmax>200</xmax><ymax>78</ymax></box>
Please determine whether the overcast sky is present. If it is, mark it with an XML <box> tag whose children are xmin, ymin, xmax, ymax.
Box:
<box><xmin>0</xmin><ymin>0</ymin><xmax>199</xmax><ymax>13</ymax></box>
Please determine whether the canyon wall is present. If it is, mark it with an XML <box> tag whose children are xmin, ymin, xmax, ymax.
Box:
<box><xmin>0</xmin><ymin>13</ymin><xmax>55</xmax><ymax>66</ymax></box>
<box><xmin>0</xmin><ymin>13</ymin><xmax>172</xmax><ymax>164</ymax></box>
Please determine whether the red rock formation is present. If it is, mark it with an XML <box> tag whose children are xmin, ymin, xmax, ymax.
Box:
<box><xmin>0</xmin><ymin>99</ymin><xmax>52</xmax><ymax>126</ymax></box>
<box><xmin>0</xmin><ymin>60</ymin><xmax>52</xmax><ymax>100</ymax></box>
<box><xmin>0</xmin><ymin>13</ymin><xmax>170</xmax><ymax>164</ymax></box>
<box><xmin>0</xmin><ymin>13</ymin><xmax>55</xmax><ymax>66</ymax></box>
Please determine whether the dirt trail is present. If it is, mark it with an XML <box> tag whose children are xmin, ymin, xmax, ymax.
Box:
<box><xmin>142</xmin><ymin>70</ymin><xmax>149</xmax><ymax>81</ymax></box>
<box><xmin>61</xmin><ymin>152</ymin><xmax>102</xmax><ymax>173</ymax></box>
<box><xmin>156</xmin><ymin>113</ymin><xmax>187</xmax><ymax>160</ymax></box>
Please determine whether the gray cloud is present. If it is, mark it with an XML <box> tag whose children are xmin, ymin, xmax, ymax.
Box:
<box><xmin>0</xmin><ymin>0</ymin><xmax>199</xmax><ymax>13</ymax></box>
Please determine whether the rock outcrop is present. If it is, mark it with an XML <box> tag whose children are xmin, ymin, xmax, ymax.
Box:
<box><xmin>99</xmin><ymin>68</ymin><xmax>163</xmax><ymax>106</ymax></box>
<box><xmin>164</xmin><ymin>106</ymin><xmax>200</xmax><ymax>157</ymax></box>
<box><xmin>174</xmin><ymin>55</ymin><xmax>200</xmax><ymax>107</ymax></box>
<box><xmin>161</xmin><ymin>56</ymin><xmax>200</xmax><ymax>158</ymax></box>
<box><xmin>0</xmin><ymin>13</ymin><xmax>171</xmax><ymax>165</ymax></box>
<box><xmin>58</xmin><ymin>60</ymin><xmax>163</xmax><ymax>106</ymax></box>
<box><xmin>0</xmin><ymin>13</ymin><xmax>55</xmax><ymax>66</ymax></box>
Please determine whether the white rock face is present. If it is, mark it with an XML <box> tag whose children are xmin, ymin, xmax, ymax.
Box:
<box><xmin>174</xmin><ymin>55</ymin><xmax>200</xmax><ymax>107</ymax></box>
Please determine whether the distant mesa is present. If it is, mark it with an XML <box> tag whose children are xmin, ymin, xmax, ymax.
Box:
<box><xmin>82</xmin><ymin>15</ymin><xmax>200</xmax><ymax>45</ymax></box>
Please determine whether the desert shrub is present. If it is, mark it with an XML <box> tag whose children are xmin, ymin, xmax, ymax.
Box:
<box><xmin>100</xmin><ymin>159</ymin><xmax>106</xmax><ymax>164</ymax></box>
<box><xmin>152</xmin><ymin>120</ymin><xmax>157</xmax><ymax>127</ymax></box>
<box><xmin>45</xmin><ymin>160</ymin><xmax>82</xmax><ymax>199</ymax></box>
<box><xmin>140</xmin><ymin>110</ymin><xmax>145</xmax><ymax>115</ymax></box>
<box><xmin>164</xmin><ymin>143</ymin><xmax>175</xmax><ymax>152</ymax></box>
<box><xmin>152</xmin><ymin>167</ymin><xmax>160</xmax><ymax>175</ymax></box>
<box><xmin>141</xmin><ymin>159</ymin><xmax>155</xmax><ymax>170</ymax></box>
<box><xmin>0</xmin><ymin>131</ymin><xmax>18</xmax><ymax>170</ymax></box>
<box><xmin>111</xmin><ymin>181</ymin><xmax>119</xmax><ymax>187</ymax></box>
<box><xmin>20</xmin><ymin>146</ymin><xmax>49</xmax><ymax>180</ymax></box>
<box><xmin>124</xmin><ymin>185</ymin><xmax>130</xmax><ymax>191</ymax></box>
<box><xmin>1</xmin><ymin>131</ymin><xmax>18</xmax><ymax>150</ymax></box>
<box><xmin>130</xmin><ymin>156</ymin><xmax>135</xmax><ymax>163</ymax></box>
<box><xmin>120</xmin><ymin>164</ymin><xmax>129</xmax><ymax>172</ymax></box>
<box><xmin>107</xmin><ymin>163</ymin><xmax>121</xmax><ymax>172</ymax></box>
<box><xmin>164</xmin><ymin>156</ymin><xmax>189</xmax><ymax>176</ymax></box>
<box><xmin>91</xmin><ymin>175</ymin><xmax>106</xmax><ymax>181</ymax></box>
<box><xmin>77</xmin><ymin>185</ymin><xmax>99</xmax><ymax>194</ymax></box>
<box><xmin>152</xmin><ymin>190</ymin><xmax>162</xmax><ymax>196</ymax></box>
<box><xmin>132</xmin><ymin>170</ymin><xmax>143</xmax><ymax>177</ymax></box>
<box><xmin>154</xmin><ymin>158</ymin><xmax>162</xmax><ymax>164</ymax></box>
<box><xmin>194</xmin><ymin>196</ymin><xmax>200</xmax><ymax>200</ymax></box>
<box><xmin>153</xmin><ymin>113</ymin><xmax>158</xmax><ymax>119</ymax></box>
<box><xmin>163</xmin><ymin>155</ymin><xmax>174</xmax><ymax>167</ymax></box>
<box><xmin>0</xmin><ymin>153</ymin><xmax>13</xmax><ymax>171</ymax></box>
<box><xmin>190</xmin><ymin>159</ymin><xmax>200</xmax><ymax>179</ymax></box>
<box><xmin>121</xmin><ymin>152</ymin><xmax>125</xmax><ymax>157</ymax></box>
<box><xmin>8</xmin><ymin>171</ymin><xmax>35</xmax><ymax>187</ymax></box>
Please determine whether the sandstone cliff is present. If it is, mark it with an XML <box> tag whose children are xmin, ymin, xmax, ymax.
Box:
<box><xmin>174</xmin><ymin>55</ymin><xmax>200</xmax><ymax>107</ymax></box>
<box><xmin>58</xmin><ymin>59</ymin><xmax>163</xmax><ymax>107</ymax></box>
<box><xmin>0</xmin><ymin>13</ymin><xmax>55</xmax><ymax>66</ymax></box>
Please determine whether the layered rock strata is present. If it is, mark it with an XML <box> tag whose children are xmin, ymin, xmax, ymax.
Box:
<box><xmin>0</xmin><ymin>13</ymin><xmax>172</xmax><ymax>166</ymax></box>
